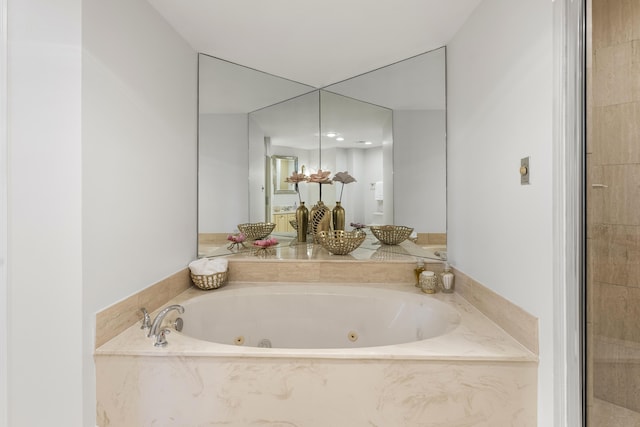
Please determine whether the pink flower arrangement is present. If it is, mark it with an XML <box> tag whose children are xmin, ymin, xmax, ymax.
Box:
<box><xmin>285</xmin><ymin>172</ymin><xmax>309</xmax><ymax>184</ymax></box>
<box><xmin>308</xmin><ymin>169</ymin><xmax>333</xmax><ymax>201</ymax></box>
<box><xmin>332</xmin><ymin>171</ymin><xmax>356</xmax><ymax>202</ymax></box>
<box><xmin>308</xmin><ymin>169</ymin><xmax>333</xmax><ymax>184</ymax></box>
<box><xmin>227</xmin><ymin>233</ymin><xmax>247</xmax><ymax>250</ymax></box>
<box><xmin>253</xmin><ymin>237</ymin><xmax>278</xmax><ymax>248</ymax></box>
<box><xmin>227</xmin><ymin>233</ymin><xmax>246</xmax><ymax>243</ymax></box>
<box><xmin>285</xmin><ymin>172</ymin><xmax>309</xmax><ymax>204</ymax></box>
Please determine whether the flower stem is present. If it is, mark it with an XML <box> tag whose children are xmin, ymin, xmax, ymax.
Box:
<box><xmin>339</xmin><ymin>183</ymin><xmax>344</xmax><ymax>203</ymax></box>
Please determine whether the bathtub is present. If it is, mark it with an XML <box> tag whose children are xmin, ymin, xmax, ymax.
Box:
<box><xmin>96</xmin><ymin>282</ymin><xmax>538</xmax><ymax>426</ymax></box>
<box><xmin>179</xmin><ymin>284</ymin><xmax>460</xmax><ymax>349</ymax></box>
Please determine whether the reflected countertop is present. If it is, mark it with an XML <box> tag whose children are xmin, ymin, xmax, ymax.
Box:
<box><xmin>201</xmin><ymin>232</ymin><xmax>444</xmax><ymax>262</ymax></box>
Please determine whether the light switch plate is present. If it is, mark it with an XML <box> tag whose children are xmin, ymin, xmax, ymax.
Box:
<box><xmin>521</xmin><ymin>157</ymin><xmax>530</xmax><ymax>185</ymax></box>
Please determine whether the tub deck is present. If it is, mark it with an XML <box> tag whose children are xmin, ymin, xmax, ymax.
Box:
<box><xmin>97</xmin><ymin>282</ymin><xmax>536</xmax><ymax>362</ymax></box>
<box><xmin>96</xmin><ymin>282</ymin><xmax>537</xmax><ymax>426</ymax></box>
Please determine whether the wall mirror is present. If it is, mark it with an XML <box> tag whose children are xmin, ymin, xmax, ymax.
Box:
<box><xmin>198</xmin><ymin>48</ymin><xmax>446</xmax><ymax>258</ymax></box>
<box><xmin>248</xmin><ymin>90</ymin><xmax>393</xmax><ymax>227</ymax></box>
<box><xmin>272</xmin><ymin>155</ymin><xmax>298</xmax><ymax>194</ymax></box>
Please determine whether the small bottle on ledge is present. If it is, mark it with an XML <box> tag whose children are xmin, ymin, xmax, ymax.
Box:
<box><xmin>414</xmin><ymin>259</ymin><xmax>425</xmax><ymax>287</ymax></box>
<box><xmin>440</xmin><ymin>262</ymin><xmax>455</xmax><ymax>293</ymax></box>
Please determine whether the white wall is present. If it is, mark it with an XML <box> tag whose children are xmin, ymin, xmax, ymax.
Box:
<box><xmin>82</xmin><ymin>0</ymin><xmax>197</xmax><ymax>425</ymax></box>
<box><xmin>394</xmin><ymin>110</ymin><xmax>446</xmax><ymax>232</ymax></box>
<box><xmin>199</xmin><ymin>113</ymin><xmax>248</xmax><ymax>232</ymax></box>
<box><xmin>447</xmin><ymin>0</ymin><xmax>553</xmax><ymax>425</ymax></box>
<box><xmin>0</xmin><ymin>0</ymin><xmax>7</xmax><ymax>424</ymax></box>
<box><xmin>7</xmin><ymin>0</ymin><xmax>83</xmax><ymax>425</ymax></box>
<box><xmin>363</xmin><ymin>147</ymin><xmax>384</xmax><ymax>225</ymax></box>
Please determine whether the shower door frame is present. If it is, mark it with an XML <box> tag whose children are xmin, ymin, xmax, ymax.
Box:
<box><xmin>552</xmin><ymin>0</ymin><xmax>586</xmax><ymax>426</ymax></box>
<box><xmin>0</xmin><ymin>0</ymin><xmax>7</xmax><ymax>424</ymax></box>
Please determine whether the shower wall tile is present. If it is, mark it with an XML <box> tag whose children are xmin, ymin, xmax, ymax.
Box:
<box><xmin>593</xmin><ymin>102</ymin><xmax>640</xmax><ymax>165</ymax></box>
<box><xmin>593</xmin><ymin>41</ymin><xmax>640</xmax><ymax>107</ymax></box>
<box><xmin>590</xmin><ymin>225</ymin><xmax>640</xmax><ymax>288</ymax></box>
<box><xmin>592</xmin><ymin>0</ymin><xmax>640</xmax><ymax>49</ymax></box>
<box><xmin>593</xmin><ymin>361</ymin><xmax>640</xmax><ymax>413</ymax></box>
<box><xmin>592</xmin><ymin>281</ymin><xmax>640</xmax><ymax>343</ymax></box>
<box><xmin>587</xmin><ymin>70</ymin><xmax>594</xmax><ymax>155</ymax></box>
<box><xmin>602</xmin><ymin>164</ymin><xmax>640</xmax><ymax>226</ymax></box>
<box><xmin>591</xmin><ymin>397</ymin><xmax>640</xmax><ymax>426</ymax></box>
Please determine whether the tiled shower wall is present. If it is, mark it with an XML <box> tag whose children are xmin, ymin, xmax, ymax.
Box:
<box><xmin>588</xmin><ymin>0</ymin><xmax>640</xmax><ymax>422</ymax></box>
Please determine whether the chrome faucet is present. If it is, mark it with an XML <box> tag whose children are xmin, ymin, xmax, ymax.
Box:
<box><xmin>148</xmin><ymin>304</ymin><xmax>185</xmax><ymax>339</ymax></box>
<box><xmin>140</xmin><ymin>308</ymin><xmax>151</xmax><ymax>330</ymax></box>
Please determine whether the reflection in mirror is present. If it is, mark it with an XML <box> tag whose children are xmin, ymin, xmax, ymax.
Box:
<box><xmin>249</xmin><ymin>90</ymin><xmax>393</xmax><ymax>227</ymax></box>
<box><xmin>318</xmin><ymin>91</ymin><xmax>393</xmax><ymax>226</ymax></box>
<box><xmin>248</xmin><ymin>91</ymin><xmax>320</xmax><ymax>223</ymax></box>
<box><xmin>198</xmin><ymin>54</ymin><xmax>315</xmax><ymax>239</ymax></box>
<box><xmin>272</xmin><ymin>155</ymin><xmax>298</xmax><ymax>194</ymax></box>
<box><xmin>198</xmin><ymin>48</ymin><xmax>447</xmax><ymax>259</ymax></box>
<box><xmin>325</xmin><ymin>47</ymin><xmax>447</xmax><ymax>240</ymax></box>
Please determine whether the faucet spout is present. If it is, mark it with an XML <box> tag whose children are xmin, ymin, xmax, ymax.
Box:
<box><xmin>148</xmin><ymin>304</ymin><xmax>185</xmax><ymax>338</ymax></box>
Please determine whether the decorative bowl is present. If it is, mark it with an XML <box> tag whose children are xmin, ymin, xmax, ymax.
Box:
<box><xmin>317</xmin><ymin>230</ymin><xmax>366</xmax><ymax>255</ymax></box>
<box><xmin>369</xmin><ymin>225</ymin><xmax>414</xmax><ymax>245</ymax></box>
<box><xmin>237</xmin><ymin>222</ymin><xmax>276</xmax><ymax>240</ymax></box>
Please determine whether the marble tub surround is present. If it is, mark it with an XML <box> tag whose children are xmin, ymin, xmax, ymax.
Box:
<box><xmin>96</xmin><ymin>237</ymin><xmax>444</xmax><ymax>350</ymax></box>
<box><xmin>414</xmin><ymin>232</ymin><xmax>447</xmax><ymax>246</ymax></box>
<box><xmin>453</xmin><ymin>267</ymin><xmax>539</xmax><ymax>355</ymax></box>
<box><xmin>228</xmin><ymin>258</ymin><xmax>441</xmax><ymax>284</ymax></box>
<box><xmin>198</xmin><ymin>232</ymin><xmax>230</xmax><ymax>257</ymax></box>
<box><xmin>97</xmin><ymin>357</ymin><xmax>536</xmax><ymax>427</ymax></box>
<box><xmin>95</xmin><ymin>268</ymin><xmax>192</xmax><ymax>348</ymax></box>
<box><xmin>97</xmin><ymin>283</ymin><xmax>537</xmax><ymax>360</ymax></box>
<box><xmin>96</xmin><ymin>283</ymin><xmax>537</xmax><ymax>426</ymax></box>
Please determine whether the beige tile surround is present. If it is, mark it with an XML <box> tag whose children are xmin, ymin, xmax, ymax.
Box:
<box><xmin>415</xmin><ymin>232</ymin><xmax>447</xmax><ymax>245</ymax></box>
<box><xmin>95</xmin><ymin>257</ymin><xmax>538</xmax><ymax>356</ymax></box>
<box><xmin>452</xmin><ymin>268</ymin><xmax>539</xmax><ymax>355</ymax></box>
<box><xmin>94</xmin><ymin>268</ymin><xmax>192</xmax><ymax>348</ymax></box>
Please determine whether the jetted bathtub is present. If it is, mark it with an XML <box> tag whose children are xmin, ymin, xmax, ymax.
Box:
<box><xmin>178</xmin><ymin>284</ymin><xmax>461</xmax><ymax>349</ymax></box>
<box><xmin>95</xmin><ymin>282</ymin><xmax>538</xmax><ymax>426</ymax></box>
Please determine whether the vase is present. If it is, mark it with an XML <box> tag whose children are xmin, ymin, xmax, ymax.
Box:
<box><xmin>295</xmin><ymin>202</ymin><xmax>309</xmax><ymax>242</ymax></box>
<box><xmin>332</xmin><ymin>201</ymin><xmax>345</xmax><ymax>231</ymax></box>
<box><xmin>310</xmin><ymin>201</ymin><xmax>331</xmax><ymax>242</ymax></box>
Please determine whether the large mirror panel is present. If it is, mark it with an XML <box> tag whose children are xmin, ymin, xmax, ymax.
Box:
<box><xmin>318</xmin><ymin>91</ymin><xmax>393</xmax><ymax>226</ymax></box>
<box><xmin>198</xmin><ymin>47</ymin><xmax>446</xmax><ymax>259</ymax></box>
<box><xmin>324</xmin><ymin>47</ymin><xmax>447</xmax><ymax>237</ymax></box>
<box><xmin>198</xmin><ymin>55</ymin><xmax>315</xmax><ymax>239</ymax></box>
<box><xmin>248</xmin><ymin>91</ymin><xmax>320</xmax><ymax>226</ymax></box>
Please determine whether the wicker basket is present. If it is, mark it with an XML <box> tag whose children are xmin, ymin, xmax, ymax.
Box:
<box><xmin>317</xmin><ymin>230</ymin><xmax>366</xmax><ymax>255</ymax></box>
<box><xmin>237</xmin><ymin>222</ymin><xmax>276</xmax><ymax>240</ymax></box>
<box><xmin>369</xmin><ymin>225</ymin><xmax>414</xmax><ymax>245</ymax></box>
<box><xmin>190</xmin><ymin>270</ymin><xmax>228</xmax><ymax>290</ymax></box>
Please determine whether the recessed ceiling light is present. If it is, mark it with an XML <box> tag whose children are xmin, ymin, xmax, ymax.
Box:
<box><xmin>336</xmin><ymin>137</ymin><xmax>344</xmax><ymax>141</ymax></box>
<box><xmin>326</xmin><ymin>132</ymin><xmax>337</xmax><ymax>138</ymax></box>
<box><xmin>364</xmin><ymin>141</ymin><xmax>372</xmax><ymax>145</ymax></box>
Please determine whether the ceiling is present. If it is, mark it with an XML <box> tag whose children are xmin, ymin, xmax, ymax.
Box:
<box><xmin>146</xmin><ymin>0</ymin><xmax>481</xmax><ymax>88</ymax></box>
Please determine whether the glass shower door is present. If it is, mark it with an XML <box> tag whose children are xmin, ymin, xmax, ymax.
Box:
<box><xmin>587</xmin><ymin>0</ymin><xmax>640</xmax><ymax>424</ymax></box>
